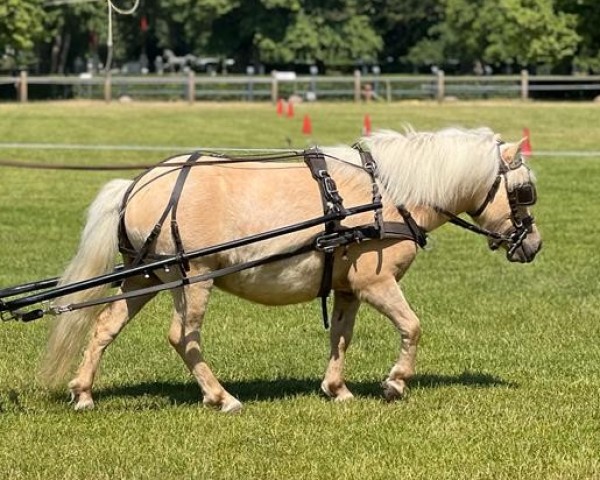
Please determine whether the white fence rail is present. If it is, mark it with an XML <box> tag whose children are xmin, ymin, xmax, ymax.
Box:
<box><xmin>2</xmin><ymin>70</ymin><xmax>600</xmax><ymax>103</ymax></box>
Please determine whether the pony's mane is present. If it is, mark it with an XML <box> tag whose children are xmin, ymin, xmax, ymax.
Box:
<box><xmin>352</xmin><ymin>127</ymin><xmax>500</xmax><ymax>209</ymax></box>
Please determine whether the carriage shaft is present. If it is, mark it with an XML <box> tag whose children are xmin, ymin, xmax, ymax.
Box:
<box><xmin>1</xmin><ymin>202</ymin><xmax>381</xmax><ymax>315</ymax></box>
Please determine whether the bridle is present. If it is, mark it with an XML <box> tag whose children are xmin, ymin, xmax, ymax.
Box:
<box><xmin>435</xmin><ymin>143</ymin><xmax>537</xmax><ymax>259</ymax></box>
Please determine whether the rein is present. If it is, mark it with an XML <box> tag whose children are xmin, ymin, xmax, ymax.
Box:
<box><xmin>0</xmin><ymin>151</ymin><xmax>306</xmax><ymax>172</ymax></box>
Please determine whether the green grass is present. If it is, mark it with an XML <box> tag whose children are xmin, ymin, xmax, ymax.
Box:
<box><xmin>1</xmin><ymin>101</ymin><xmax>599</xmax><ymax>479</ymax></box>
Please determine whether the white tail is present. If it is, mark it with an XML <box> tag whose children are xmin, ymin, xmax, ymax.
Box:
<box><xmin>40</xmin><ymin>179</ymin><xmax>133</xmax><ymax>388</ymax></box>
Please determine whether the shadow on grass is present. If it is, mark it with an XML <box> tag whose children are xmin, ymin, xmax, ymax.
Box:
<box><xmin>94</xmin><ymin>370</ymin><xmax>515</xmax><ymax>406</ymax></box>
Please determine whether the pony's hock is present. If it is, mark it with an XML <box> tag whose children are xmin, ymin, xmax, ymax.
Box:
<box><xmin>1</xmin><ymin>127</ymin><xmax>541</xmax><ymax>411</ymax></box>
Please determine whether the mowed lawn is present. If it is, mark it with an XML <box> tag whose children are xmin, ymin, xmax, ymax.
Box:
<box><xmin>0</xmin><ymin>101</ymin><xmax>599</xmax><ymax>479</ymax></box>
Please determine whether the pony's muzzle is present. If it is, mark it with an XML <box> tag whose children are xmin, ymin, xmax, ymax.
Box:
<box><xmin>506</xmin><ymin>236</ymin><xmax>542</xmax><ymax>263</ymax></box>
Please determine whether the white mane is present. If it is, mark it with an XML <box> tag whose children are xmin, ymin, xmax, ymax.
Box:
<box><xmin>326</xmin><ymin>127</ymin><xmax>500</xmax><ymax>210</ymax></box>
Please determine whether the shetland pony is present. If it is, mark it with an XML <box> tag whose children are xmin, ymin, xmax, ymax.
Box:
<box><xmin>41</xmin><ymin>127</ymin><xmax>541</xmax><ymax>412</ymax></box>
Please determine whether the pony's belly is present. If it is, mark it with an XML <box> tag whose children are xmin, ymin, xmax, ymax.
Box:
<box><xmin>214</xmin><ymin>260</ymin><xmax>321</xmax><ymax>306</ymax></box>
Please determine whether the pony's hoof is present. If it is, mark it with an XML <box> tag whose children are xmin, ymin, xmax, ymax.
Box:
<box><xmin>203</xmin><ymin>395</ymin><xmax>243</xmax><ymax>414</ymax></box>
<box><xmin>69</xmin><ymin>385</ymin><xmax>95</xmax><ymax>411</ymax></box>
<box><xmin>382</xmin><ymin>379</ymin><xmax>409</xmax><ymax>402</ymax></box>
<box><xmin>221</xmin><ymin>398</ymin><xmax>243</xmax><ymax>414</ymax></box>
<box><xmin>73</xmin><ymin>397</ymin><xmax>95</xmax><ymax>411</ymax></box>
<box><xmin>321</xmin><ymin>381</ymin><xmax>354</xmax><ymax>402</ymax></box>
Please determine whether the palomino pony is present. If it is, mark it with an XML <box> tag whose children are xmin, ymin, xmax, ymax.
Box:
<box><xmin>40</xmin><ymin>127</ymin><xmax>542</xmax><ymax>412</ymax></box>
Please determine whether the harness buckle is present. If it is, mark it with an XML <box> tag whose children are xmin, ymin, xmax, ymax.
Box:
<box><xmin>50</xmin><ymin>304</ymin><xmax>72</xmax><ymax>316</ymax></box>
<box><xmin>316</xmin><ymin>229</ymin><xmax>366</xmax><ymax>253</ymax></box>
<box><xmin>362</xmin><ymin>160</ymin><xmax>377</xmax><ymax>176</ymax></box>
<box><xmin>315</xmin><ymin>232</ymin><xmax>342</xmax><ymax>253</ymax></box>
<box><xmin>316</xmin><ymin>170</ymin><xmax>339</xmax><ymax>196</ymax></box>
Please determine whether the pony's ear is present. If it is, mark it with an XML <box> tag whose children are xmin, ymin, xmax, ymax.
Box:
<box><xmin>516</xmin><ymin>136</ymin><xmax>528</xmax><ymax>151</ymax></box>
<box><xmin>501</xmin><ymin>138</ymin><xmax>527</xmax><ymax>166</ymax></box>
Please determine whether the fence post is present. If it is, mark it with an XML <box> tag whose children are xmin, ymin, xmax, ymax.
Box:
<box><xmin>271</xmin><ymin>73</ymin><xmax>278</xmax><ymax>103</ymax></box>
<box><xmin>385</xmin><ymin>79</ymin><xmax>391</xmax><ymax>102</ymax></box>
<box><xmin>520</xmin><ymin>69</ymin><xmax>529</xmax><ymax>101</ymax></box>
<box><xmin>436</xmin><ymin>70</ymin><xmax>445</xmax><ymax>102</ymax></box>
<box><xmin>187</xmin><ymin>71</ymin><xmax>195</xmax><ymax>104</ymax></box>
<box><xmin>353</xmin><ymin>70</ymin><xmax>361</xmax><ymax>102</ymax></box>
<box><xmin>103</xmin><ymin>72</ymin><xmax>112</xmax><ymax>103</ymax></box>
<box><xmin>18</xmin><ymin>71</ymin><xmax>28</xmax><ymax>102</ymax></box>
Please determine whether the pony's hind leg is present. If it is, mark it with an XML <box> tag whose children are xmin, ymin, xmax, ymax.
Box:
<box><xmin>321</xmin><ymin>291</ymin><xmax>360</xmax><ymax>401</ymax></box>
<box><xmin>168</xmin><ymin>281</ymin><xmax>242</xmax><ymax>413</ymax></box>
<box><xmin>358</xmin><ymin>277</ymin><xmax>421</xmax><ymax>401</ymax></box>
<box><xmin>68</xmin><ymin>276</ymin><xmax>159</xmax><ymax>410</ymax></box>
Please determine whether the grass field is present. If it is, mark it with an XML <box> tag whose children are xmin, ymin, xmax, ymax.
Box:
<box><xmin>0</xmin><ymin>101</ymin><xmax>599</xmax><ymax>479</ymax></box>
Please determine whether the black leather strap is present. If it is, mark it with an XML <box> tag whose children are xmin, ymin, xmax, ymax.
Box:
<box><xmin>304</xmin><ymin>148</ymin><xmax>346</xmax><ymax>328</ymax></box>
<box><xmin>122</xmin><ymin>152</ymin><xmax>202</xmax><ymax>272</ymax></box>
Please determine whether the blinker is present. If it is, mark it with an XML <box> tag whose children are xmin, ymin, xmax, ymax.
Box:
<box><xmin>513</xmin><ymin>183</ymin><xmax>537</xmax><ymax>206</ymax></box>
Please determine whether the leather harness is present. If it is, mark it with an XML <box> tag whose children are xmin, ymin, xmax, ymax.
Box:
<box><xmin>2</xmin><ymin>143</ymin><xmax>539</xmax><ymax>324</ymax></box>
<box><xmin>117</xmin><ymin>148</ymin><xmax>428</xmax><ymax>328</ymax></box>
<box><xmin>303</xmin><ymin>147</ymin><xmax>426</xmax><ymax>327</ymax></box>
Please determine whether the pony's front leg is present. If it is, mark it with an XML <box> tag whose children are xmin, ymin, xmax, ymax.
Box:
<box><xmin>321</xmin><ymin>291</ymin><xmax>360</xmax><ymax>401</ymax></box>
<box><xmin>68</xmin><ymin>277</ymin><xmax>158</xmax><ymax>410</ymax></box>
<box><xmin>359</xmin><ymin>277</ymin><xmax>421</xmax><ymax>401</ymax></box>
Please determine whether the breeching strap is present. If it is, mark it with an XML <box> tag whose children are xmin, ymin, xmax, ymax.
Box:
<box><xmin>128</xmin><ymin>151</ymin><xmax>202</xmax><ymax>273</ymax></box>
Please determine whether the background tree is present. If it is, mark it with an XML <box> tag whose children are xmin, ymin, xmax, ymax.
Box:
<box><xmin>556</xmin><ymin>0</ymin><xmax>600</xmax><ymax>73</ymax></box>
<box><xmin>12</xmin><ymin>0</ymin><xmax>593</xmax><ymax>75</ymax></box>
<box><xmin>41</xmin><ymin>2</ymin><xmax>108</xmax><ymax>74</ymax></box>
<box><xmin>408</xmin><ymin>0</ymin><xmax>580</xmax><ymax>73</ymax></box>
<box><xmin>369</xmin><ymin>0</ymin><xmax>443</xmax><ymax>72</ymax></box>
<box><xmin>155</xmin><ymin>0</ymin><xmax>383</xmax><ymax>72</ymax></box>
<box><xmin>0</xmin><ymin>0</ymin><xmax>45</xmax><ymax>70</ymax></box>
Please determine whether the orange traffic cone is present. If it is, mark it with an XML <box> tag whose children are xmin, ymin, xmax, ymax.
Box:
<box><xmin>363</xmin><ymin>114</ymin><xmax>372</xmax><ymax>136</ymax></box>
<box><xmin>276</xmin><ymin>98</ymin><xmax>284</xmax><ymax>115</ymax></box>
<box><xmin>287</xmin><ymin>101</ymin><xmax>294</xmax><ymax>118</ymax></box>
<box><xmin>522</xmin><ymin>128</ymin><xmax>532</xmax><ymax>156</ymax></box>
<box><xmin>302</xmin><ymin>114</ymin><xmax>312</xmax><ymax>135</ymax></box>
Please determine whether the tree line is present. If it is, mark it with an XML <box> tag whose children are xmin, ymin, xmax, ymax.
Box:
<box><xmin>1</xmin><ymin>0</ymin><xmax>599</xmax><ymax>75</ymax></box>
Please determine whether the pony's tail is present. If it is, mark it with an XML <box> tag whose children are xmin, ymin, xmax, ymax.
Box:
<box><xmin>39</xmin><ymin>179</ymin><xmax>133</xmax><ymax>389</ymax></box>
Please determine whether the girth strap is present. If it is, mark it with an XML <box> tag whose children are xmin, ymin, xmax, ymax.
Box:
<box><xmin>304</xmin><ymin>148</ymin><xmax>345</xmax><ymax>328</ymax></box>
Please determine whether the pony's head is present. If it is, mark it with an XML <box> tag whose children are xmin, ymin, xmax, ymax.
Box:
<box><xmin>358</xmin><ymin>127</ymin><xmax>542</xmax><ymax>263</ymax></box>
<box><xmin>468</xmin><ymin>138</ymin><xmax>542</xmax><ymax>263</ymax></box>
